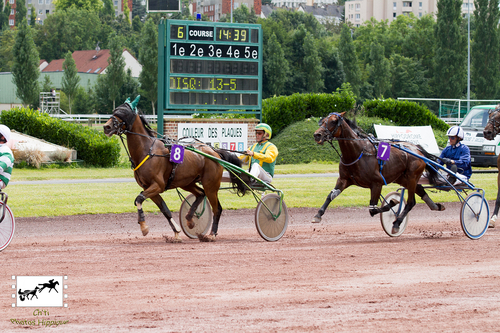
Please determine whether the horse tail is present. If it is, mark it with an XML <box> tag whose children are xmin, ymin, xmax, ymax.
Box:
<box><xmin>215</xmin><ymin>149</ymin><xmax>249</xmax><ymax>196</ymax></box>
<box><xmin>416</xmin><ymin>145</ymin><xmax>441</xmax><ymax>186</ymax></box>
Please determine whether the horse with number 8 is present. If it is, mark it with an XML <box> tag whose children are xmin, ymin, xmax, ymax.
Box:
<box><xmin>312</xmin><ymin>112</ymin><xmax>445</xmax><ymax>234</ymax></box>
<box><xmin>103</xmin><ymin>98</ymin><xmax>248</xmax><ymax>242</ymax></box>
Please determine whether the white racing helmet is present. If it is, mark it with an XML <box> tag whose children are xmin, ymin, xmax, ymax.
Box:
<box><xmin>446</xmin><ymin>126</ymin><xmax>464</xmax><ymax>140</ymax></box>
<box><xmin>0</xmin><ymin>124</ymin><xmax>11</xmax><ymax>143</ymax></box>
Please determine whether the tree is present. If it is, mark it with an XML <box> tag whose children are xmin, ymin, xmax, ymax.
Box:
<box><xmin>34</xmin><ymin>8</ymin><xmax>101</xmax><ymax>62</ymax></box>
<box><xmin>41</xmin><ymin>75</ymin><xmax>54</xmax><ymax>93</ymax></box>
<box><xmin>390</xmin><ymin>54</ymin><xmax>429</xmax><ymax>98</ymax></box>
<box><xmin>101</xmin><ymin>0</ymin><xmax>114</xmax><ymax>17</ymax></box>
<box><xmin>367</xmin><ymin>41</ymin><xmax>391</xmax><ymax>98</ymax></box>
<box><xmin>138</xmin><ymin>18</ymin><xmax>158</xmax><ymax>115</ymax></box>
<box><xmin>338</xmin><ymin>24</ymin><xmax>362</xmax><ymax>96</ymax></box>
<box><xmin>319</xmin><ymin>44</ymin><xmax>345</xmax><ymax>94</ymax></box>
<box><xmin>263</xmin><ymin>32</ymin><xmax>289</xmax><ymax>98</ymax></box>
<box><xmin>12</xmin><ymin>19</ymin><xmax>40</xmax><ymax>107</ymax></box>
<box><xmin>0</xmin><ymin>0</ymin><xmax>7</xmax><ymax>30</ymax></box>
<box><xmin>15</xmin><ymin>0</ymin><xmax>27</xmax><ymax>27</ymax></box>
<box><xmin>123</xmin><ymin>0</ymin><xmax>131</xmax><ymax>25</ymax></box>
<box><xmin>433</xmin><ymin>0</ymin><xmax>466</xmax><ymax>98</ymax></box>
<box><xmin>54</xmin><ymin>0</ymin><xmax>102</xmax><ymax>12</ymax></box>
<box><xmin>2</xmin><ymin>2</ymin><xmax>10</xmax><ymax>30</ymax></box>
<box><xmin>61</xmin><ymin>51</ymin><xmax>81</xmax><ymax>113</ymax></box>
<box><xmin>472</xmin><ymin>0</ymin><xmax>500</xmax><ymax>99</ymax></box>
<box><xmin>0</xmin><ymin>28</ymin><xmax>16</xmax><ymax>71</ymax></box>
<box><xmin>303</xmin><ymin>33</ymin><xmax>324</xmax><ymax>93</ymax></box>
<box><xmin>29</xmin><ymin>5</ymin><xmax>37</xmax><ymax>27</ymax></box>
<box><xmin>106</xmin><ymin>35</ymin><xmax>126</xmax><ymax>109</ymax></box>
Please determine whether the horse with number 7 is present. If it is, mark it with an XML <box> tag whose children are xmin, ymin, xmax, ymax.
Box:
<box><xmin>103</xmin><ymin>97</ymin><xmax>248</xmax><ymax>242</ymax></box>
<box><xmin>312</xmin><ymin>112</ymin><xmax>445</xmax><ymax>234</ymax></box>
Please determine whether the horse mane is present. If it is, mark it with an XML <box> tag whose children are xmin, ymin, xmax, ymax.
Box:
<box><xmin>343</xmin><ymin>116</ymin><xmax>370</xmax><ymax>139</ymax></box>
<box><xmin>138</xmin><ymin>112</ymin><xmax>155</xmax><ymax>137</ymax></box>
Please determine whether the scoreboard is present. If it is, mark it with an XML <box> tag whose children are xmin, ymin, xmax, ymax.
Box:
<box><xmin>157</xmin><ymin>19</ymin><xmax>263</xmax><ymax>117</ymax></box>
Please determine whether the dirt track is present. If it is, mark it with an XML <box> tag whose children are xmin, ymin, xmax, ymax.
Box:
<box><xmin>2</xmin><ymin>202</ymin><xmax>500</xmax><ymax>332</ymax></box>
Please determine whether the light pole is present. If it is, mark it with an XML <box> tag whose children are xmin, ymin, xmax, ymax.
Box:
<box><xmin>231</xmin><ymin>0</ymin><xmax>233</xmax><ymax>23</ymax></box>
<box><xmin>467</xmin><ymin>0</ymin><xmax>470</xmax><ymax>114</ymax></box>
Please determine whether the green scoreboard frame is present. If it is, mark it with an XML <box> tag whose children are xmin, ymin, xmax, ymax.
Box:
<box><xmin>157</xmin><ymin>19</ymin><xmax>263</xmax><ymax>135</ymax></box>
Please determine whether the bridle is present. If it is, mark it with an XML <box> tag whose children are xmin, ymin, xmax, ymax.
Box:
<box><xmin>318</xmin><ymin>112</ymin><xmax>344</xmax><ymax>143</ymax></box>
<box><xmin>108</xmin><ymin>115</ymin><xmax>128</xmax><ymax>136</ymax></box>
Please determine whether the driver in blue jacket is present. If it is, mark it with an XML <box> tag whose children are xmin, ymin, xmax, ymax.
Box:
<box><xmin>439</xmin><ymin>126</ymin><xmax>472</xmax><ymax>183</ymax></box>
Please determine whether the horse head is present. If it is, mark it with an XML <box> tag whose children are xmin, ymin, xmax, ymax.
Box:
<box><xmin>484</xmin><ymin>104</ymin><xmax>500</xmax><ymax>140</ymax></box>
<box><xmin>103</xmin><ymin>102</ymin><xmax>137</xmax><ymax>137</ymax></box>
<box><xmin>313</xmin><ymin>112</ymin><xmax>346</xmax><ymax>144</ymax></box>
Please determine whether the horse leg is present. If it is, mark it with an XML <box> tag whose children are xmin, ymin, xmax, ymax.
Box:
<box><xmin>150</xmin><ymin>195</ymin><xmax>182</xmax><ymax>242</ymax></box>
<box><xmin>312</xmin><ymin>178</ymin><xmax>350</xmax><ymax>223</ymax></box>
<box><xmin>135</xmin><ymin>192</ymin><xmax>149</xmax><ymax>236</ymax></box>
<box><xmin>392</xmin><ymin>186</ymin><xmax>418</xmax><ymax>234</ymax></box>
<box><xmin>210</xmin><ymin>199</ymin><xmax>223</xmax><ymax>238</ymax></box>
<box><xmin>416</xmin><ymin>184</ymin><xmax>445</xmax><ymax>211</ymax></box>
<box><xmin>367</xmin><ymin>186</ymin><xmax>397</xmax><ymax>217</ymax></box>
<box><xmin>134</xmin><ymin>183</ymin><xmax>164</xmax><ymax>236</ymax></box>
<box><xmin>182</xmin><ymin>185</ymin><xmax>205</xmax><ymax>229</ymax></box>
<box><xmin>489</xmin><ymin>174</ymin><xmax>500</xmax><ymax>228</ymax></box>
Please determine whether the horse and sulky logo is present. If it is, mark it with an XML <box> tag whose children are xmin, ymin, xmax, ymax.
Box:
<box><xmin>12</xmin><ymin>276</ymin><xmax>68</xmax><ymax>308</ymax></box>
<box><xmin>9</xmin><ymin>276</ymin><xmax>69</xmax><ymax>327</ymax></box>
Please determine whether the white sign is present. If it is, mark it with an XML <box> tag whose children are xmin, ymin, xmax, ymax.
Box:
<box><xmin>178</xmin><ymin>123</ymin><xmax>248</xmax><ymax>152</ymax></box>
<box><xmin>374</xmin><ymin>125</ymin><xmax>440</xmax><ymax>155</ymax></box>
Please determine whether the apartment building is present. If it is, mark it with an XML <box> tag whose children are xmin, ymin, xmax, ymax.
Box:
<box><xmin>5</xmin><ymin>0</ymin><xmax>133</xmax><ymax>26</ymax></box>
<box><xmin>271</xmin><ymin>0</ymin><xmax>337</xmax><ymax>9</ymax></box>
<box><xmin>345</xmin><ymin>0</ymin><xmax>475</xmax><ymax>27</ymax></box>
<box><xmin>194</xmin><ymin>0</ymin><xmax>262</xmax><ymax>21</ymax></box>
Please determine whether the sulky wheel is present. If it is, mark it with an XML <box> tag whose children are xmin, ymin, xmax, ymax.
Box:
<box><xmin>460</xmin><ymin>192</ymin><xmax>490</xmax><ymax>240</ymax></box>
<box><xmin>255</xmin><ymin>193</ymin><xmax>289</xmax><ymax>242</ymax></box>
<box><xmin>179</xmin><ymin>194</ymin><xmax>212</xmax><ymax>239</ymax></box>
<box><xmin>0</xmin><ymin>203</ymin><xmax>15</xmax><ymax>251</ymax></box>
<box><xmin>380</xmin><ymin>191</ymin><xmax>408</xmax><ymax>237</ymax></box>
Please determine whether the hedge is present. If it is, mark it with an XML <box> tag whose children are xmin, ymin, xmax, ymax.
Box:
<box><xmin>362</xmin><ymin>98</ymin><xmax>450</xmax><ymax>132</ymax></box>
<box><xmin>1</xmin><ymin>108</ymin><xmax>121</xmax><ymax>167</ymax></box>
<box><xmin>262</xmin><ymin>83</ymin><xmax>356</xmax><ymax>136</ymax></box>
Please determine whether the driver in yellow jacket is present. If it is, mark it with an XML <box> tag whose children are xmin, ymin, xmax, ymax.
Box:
<box><xmin>239</xmin><ymin>123</ymin><xmax>278</xmax><ymax>184</ymax></box>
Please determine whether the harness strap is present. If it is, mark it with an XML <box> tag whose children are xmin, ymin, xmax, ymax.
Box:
<box><xmin>165</xmin><ymin>163</ymin><xmax>178</xmax><ymax>190</ymax></box>
<box><xmin>133</xmin><ymin>155</ymin><xmax>150</xmax><ymax>171</ymax></box>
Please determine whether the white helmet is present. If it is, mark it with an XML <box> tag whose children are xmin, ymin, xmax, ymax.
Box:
<box><xmin>446</xmin><ymin>126</ymin><xmax>464</xmax><ymax>140</ymax></box>
<box><xmin>0</xmin><ymin>125</ymin><xmax>11</xmax><ymax>143</ymax></box>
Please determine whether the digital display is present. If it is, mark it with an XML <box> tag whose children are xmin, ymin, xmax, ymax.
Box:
<box><xmin>170</xmin><ymin>59</ymin><xmax>259</xmax><ymax>76</ymax></box>
<box><xmin>216</xmin><ymin>28</ymin><xmax>249</xmax><ymax>42</ymax></box>
<box><xmin>148</xmin><ymin>0</ymin><xmax>180</xmax><ymax>12</ymax></box>
<box><xmin>170</xmin><ymin>92</ymin><xmax>259</xmax><ymax>106</ymax></box>
<box><xmin>170</xmin><ymin>43</ymin><xmax>259</xmax><ymax>59</ymax></box>
<box><xmin>161</xmin><ymin>20</ymin><xmax>262</xmax><ymax>111</ymax></box>
<box><xmin>170</xmin><ymin>77</ymin><xmax>258</xmax><ymax>91</ymax></box>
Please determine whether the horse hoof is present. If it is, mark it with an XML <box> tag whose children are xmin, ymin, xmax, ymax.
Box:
<box><xmin>391</xmin><ymin>226</ymin><xmax>400</xmax><ymax>234</ymax></box>
<box><xmin>312</xmin><ymin>216</ymin><xmax>321</xmax><ymax>223</ymax></box>
<box><xmin>437</xmin><ymin>203</ymin><xmax>446</xmax><ymax>211</ymax></box>
<box><xmin>489</xmin><ymin>215</ymin><xmax>497</xmax><ymax>228</ymax></box>
<box><xmin>186</xmin><ymin>219</ymin><xmax>195</xmax><ymax>229</ymax></box>
<box><xmin>198</xmin><ymin>234</ymin><xmax>216</xmax><ymax>242</ymax></box>
<box><xmin>139</xmin><ymin>221</ymin><xmax>149</xmax><ymax>236</ymax></box>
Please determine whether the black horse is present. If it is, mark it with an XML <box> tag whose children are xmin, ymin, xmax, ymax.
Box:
<box><xmin>312</xmin><ymin>112</ymin><xmax>443</xmax><ymax>234</ymax></box>
<box><xmin>483</xmin><ymin>104</ymin><xmax>500</xmax><ymax>227</ymax></box>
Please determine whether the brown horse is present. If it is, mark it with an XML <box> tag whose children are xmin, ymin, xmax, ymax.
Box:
<box><xmin>312</xmin><ymin>112</ymin><xmax>443</xmax><ymax>234</ymax></box>
<box><xmin>103</xmin><ymin>102</ymin><xmax>248</xmax><ymax>241</ymax></box>
<box><xmin>482</xmin><ymin>104</ymin><xmax>500</xmax><ymax>227</ymax></box>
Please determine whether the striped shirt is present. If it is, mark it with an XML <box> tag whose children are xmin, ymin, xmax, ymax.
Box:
<box><xmin>0</xmin><ymin>144</ymin><xmax>14</xmax><ymax>187</ymax></box>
